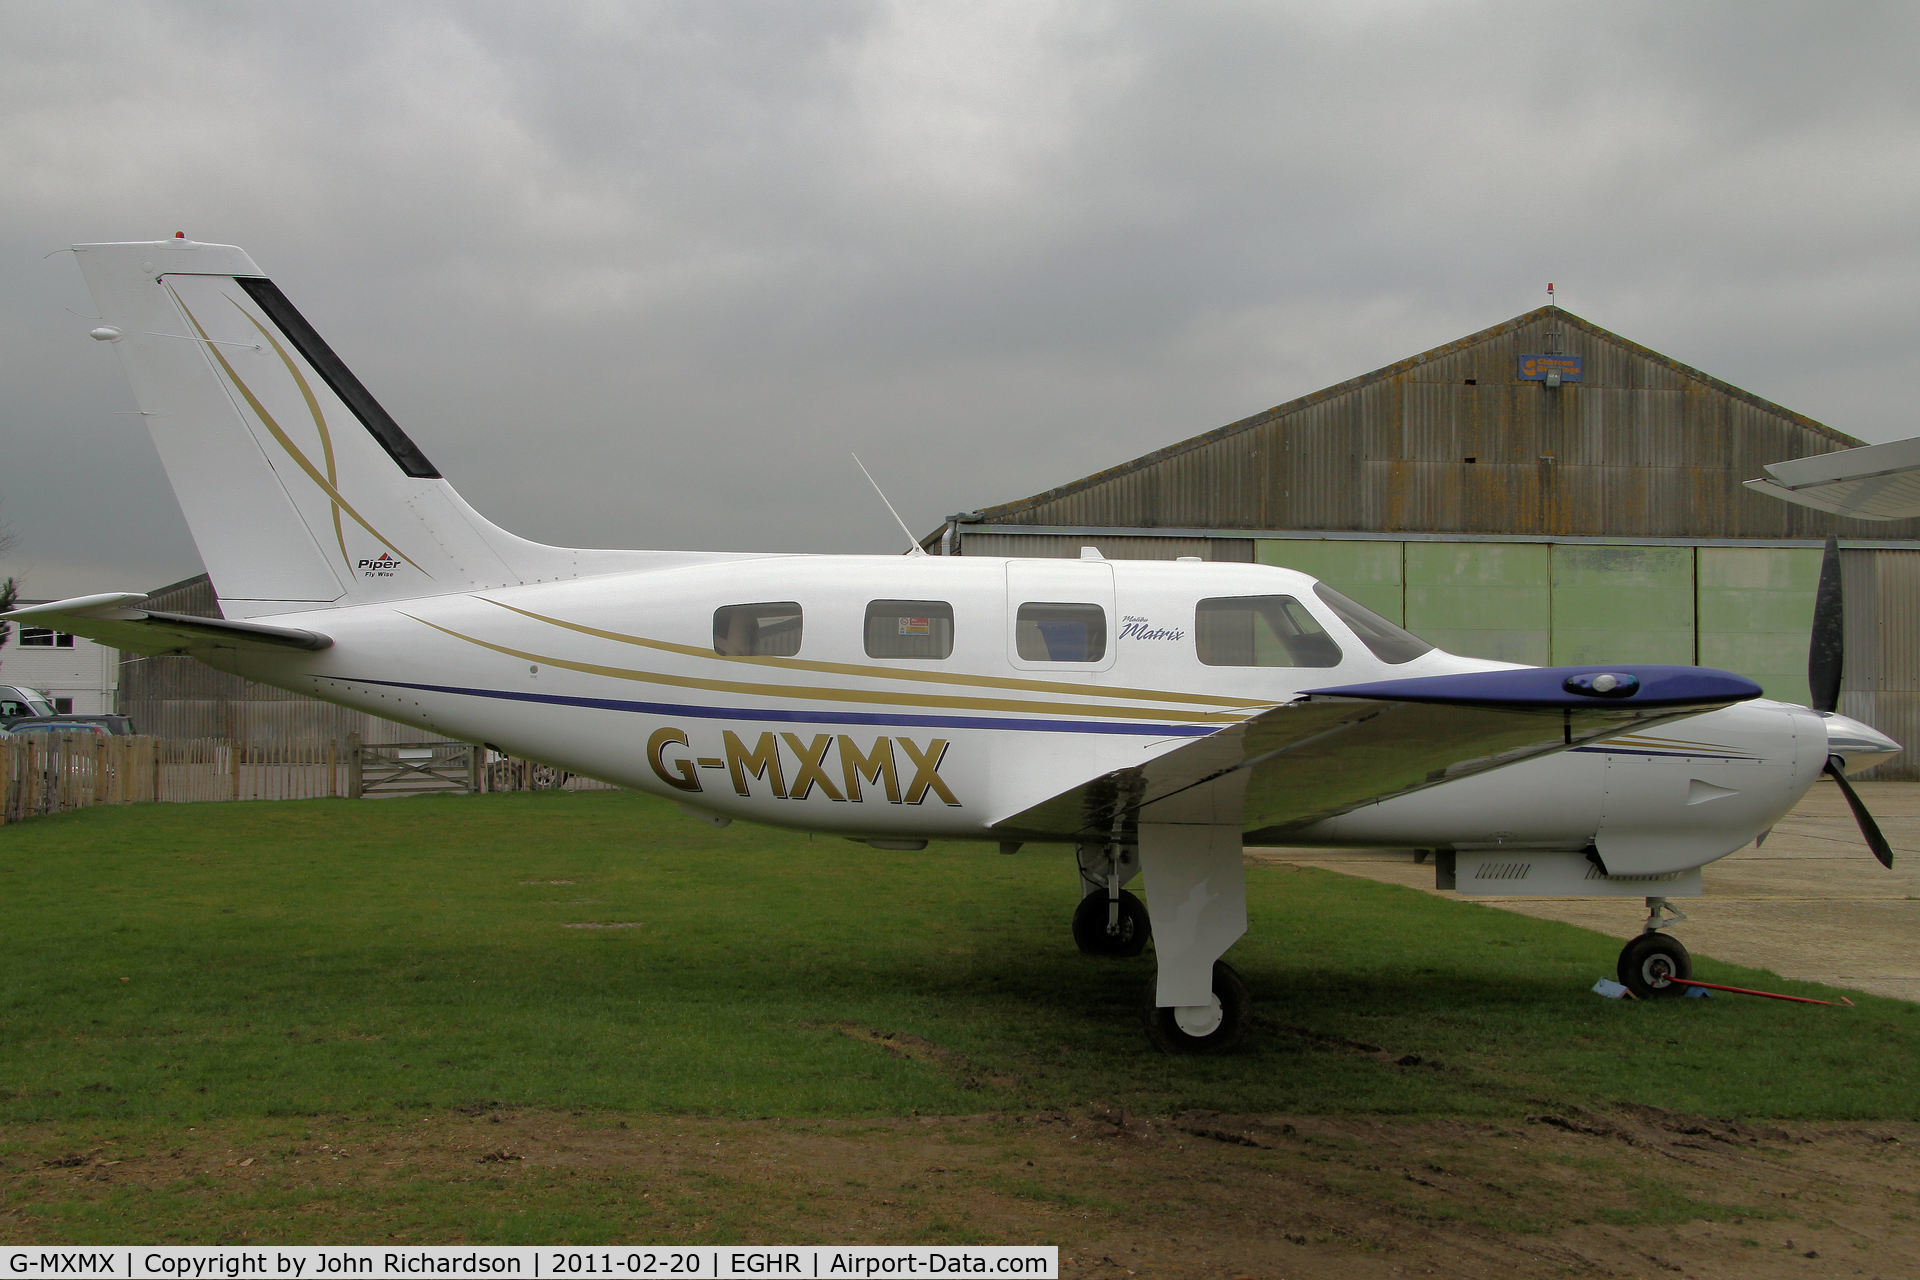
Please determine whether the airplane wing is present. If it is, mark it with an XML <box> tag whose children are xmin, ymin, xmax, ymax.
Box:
<box><xmin>2</xmin><ymin>593</ymin><xmax>333</xmax><ymax>656</ymax></box>
<box><xmin>989</xmin><ymin>665</ymin><xmax>1761</xmax><ymax>842</ymax></box>
<box><xmin>1745</xmin><ymin>435</ymin><xmax>1920</xmax><ymax>520</ymax></box>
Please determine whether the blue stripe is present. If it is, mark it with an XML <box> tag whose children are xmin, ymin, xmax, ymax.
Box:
<box><xmin>330</xmin><ymin>676</ymin><xmax>1222</xmax><ymax>738</ymax></box>
<box><xmin>1571</xmin><ymin>745</ymin><xmax>1752</xmax><ymax>760</ymax></box>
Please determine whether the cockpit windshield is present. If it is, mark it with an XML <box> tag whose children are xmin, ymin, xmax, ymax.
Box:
<box><xmin>1311</xmin><ymin>583</ymin><xmax>1434</xmax><ymax>664</ymax></box>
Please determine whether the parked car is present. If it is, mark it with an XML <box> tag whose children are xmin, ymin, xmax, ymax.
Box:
<box><xmin>5</xmin><ymin>720</ymin><xmax>111</xmax><ymax>737</ymax></box>
<box><xmin>0</xmin><ymin>684</ymin><xmax>56</xmax><ymax>720</ymax></box>
<box><xmin>2</xmin><ymin>713</ymin><xmax>137</xmax><ymax>735</ymax></box>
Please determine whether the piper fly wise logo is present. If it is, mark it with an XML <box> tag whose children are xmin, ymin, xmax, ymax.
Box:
<box><xmin>358</xmin><ymin>551</ymin><xmax>401</xmax><ymax>580</ymax></box>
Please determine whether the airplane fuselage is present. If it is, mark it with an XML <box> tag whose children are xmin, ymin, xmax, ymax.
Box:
<box><xmin>207</xmin><ymin>552</ymin><xmax>1835</xmax><ymax>874</ymax></box>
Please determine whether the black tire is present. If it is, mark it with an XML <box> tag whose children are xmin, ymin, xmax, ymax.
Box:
<box><xmin>1072</xmin><ymin>889</ymin><xmax>1150</xmax><ymax>957</ymax></box>
<box><xmin>1618</xmin><ymin>932</ymin><xmax>1692</xmax><ymax>999</ymax></box>
<box><xmin>1144</xmin><ymin>960</ymin><xmax>1250</xmax><ymax>1054</ymax></box>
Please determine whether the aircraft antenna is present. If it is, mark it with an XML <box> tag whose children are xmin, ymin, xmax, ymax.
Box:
<box><xmin>852</xmin><ymin>453</ymin><xmax>928</xmax><ymax>556</ymax></box>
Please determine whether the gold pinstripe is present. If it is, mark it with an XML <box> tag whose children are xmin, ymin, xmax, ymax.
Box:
<box><xmin>170</xmin><ymin>285</ymin><xmax>431</xmax><ymax>577</ymax></box>
<box><xmin>1602</xmin><ymin>733</ymin><xmax>1754</xmax><ymax>757</ymax></box>
<box><xmin>479</xmin><ymin>598</ymin><xmax>1271</xmax><ymax>710</ymax></box>
<box><xmin>232</xmin><ymin>303</ymin><xmax>351</xmax><ymax>574</ymax></box>
<box><xmin>406</xmin><ymin>613</ymin><xmax>1249</xmax><ymax>725</ymax></box>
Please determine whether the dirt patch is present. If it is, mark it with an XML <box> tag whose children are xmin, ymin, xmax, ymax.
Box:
<box><xmin>5</xmin><ymin>1107</ymin><xmax>1917</xmax><ymax>1277</ymax></box>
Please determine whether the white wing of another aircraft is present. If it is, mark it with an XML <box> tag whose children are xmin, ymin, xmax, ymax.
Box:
<box><xmin>1745</xmin><ymin>435</ymin><xmax>1920</xmax><ymax>519</ymax></box>
<box><xmin>6</xmin><ymin>236</ymin><xmax>1903</xmax><ymax>1052</ymax></box>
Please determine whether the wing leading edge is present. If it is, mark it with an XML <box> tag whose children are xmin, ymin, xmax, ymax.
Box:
<box><xmin>989</xmin><ymin>665</ymin><xmax>1762</xmax><ymax>843</ymax></box>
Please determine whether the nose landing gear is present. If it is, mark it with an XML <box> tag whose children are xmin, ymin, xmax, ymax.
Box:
<box><xmin>1072</xmin><ymin>841</ymin><xmax>1150</xmax><ymax>957</ymax></box>
<box><xmin>1617</xmin><ymin>896</ymin><xmax>1693</xmax><ymax>998</ymax></box>
<box><xmin>1072</xmin><ymin>887</ymin><xmax>1150</xmax><ymax>957</ymax></box>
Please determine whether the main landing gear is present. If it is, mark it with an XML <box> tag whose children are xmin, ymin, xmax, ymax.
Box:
<box><xmin>1074</xmin><ymin>821</ymin><xmax>1254</xmax><ymax>1053</ymax></box>
<box><xmin>1617</xmin><ymin>896</ymin><xmax>1693</xmax><ymax>999</ymax></box>
<box><xmin>1143</xmin><ymin>959</ymin><xmax>1250</xmax><ymax>1054</ymax></box>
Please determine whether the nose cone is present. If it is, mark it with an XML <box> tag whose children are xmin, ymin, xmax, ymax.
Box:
<box><xmin>1824</xmin><ymin>713</ymin><xmax>1902</xmax><ymax>774</ymax></box>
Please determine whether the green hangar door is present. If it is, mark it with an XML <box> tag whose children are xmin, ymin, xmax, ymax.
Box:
<box><xmin>1258</xmin><ymin>540</ymin><xmax>1819</xmax><ymax>702</ymax></box>
<box><xmin>1695</xmin><ymin>547</ymin><xmax>1822</xmax><ymax>709</ymax></box>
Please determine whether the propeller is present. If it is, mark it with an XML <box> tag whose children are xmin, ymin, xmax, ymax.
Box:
<box><xmin>1826</xmin><ymin>761</ymin><xmax>1895</xmax><ymax>869</ymax></box>
<box><xmin>1809</xmin><ymin>535</ymin><xmax>1845</xmax><ymax>716</ymax></box>
<box><xmin>1808</xmin><ymin>535</ymin><xmax>1895</xmax><ymax>868</ymax></box>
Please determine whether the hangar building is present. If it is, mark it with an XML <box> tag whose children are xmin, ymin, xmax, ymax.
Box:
<box><xmin>926</xmin><ymin>306</ymin><xmax>1920</xmax><ymax>779</ymax></box>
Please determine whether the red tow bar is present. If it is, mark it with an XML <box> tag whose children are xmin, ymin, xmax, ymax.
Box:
<box><xmin>1665</xmin><ymin>976</ymin><xmax>1854</xmax><ymax>1007</ymax></box>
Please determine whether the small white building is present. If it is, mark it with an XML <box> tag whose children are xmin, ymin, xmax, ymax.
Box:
<box><xmin>0</xmin><ymin>607</ymin><xmax>119</xmax><ymax>714</ymax></box>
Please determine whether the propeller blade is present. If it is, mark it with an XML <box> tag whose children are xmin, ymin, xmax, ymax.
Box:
<box><xmin>1825</xmin><ymin>756</ymin><xmax>1894</xmax><ymax>868</ymax></box>
<box><xmin>1808</xmin><ymin>534</ymin><xmax>1844</xmax><ymax>714</ymax></box>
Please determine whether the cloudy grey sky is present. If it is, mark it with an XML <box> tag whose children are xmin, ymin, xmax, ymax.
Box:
<box><xmin>6</xmin><ymin>0</ymin><xmax>1920</xmax><ymax>598</ymax></box>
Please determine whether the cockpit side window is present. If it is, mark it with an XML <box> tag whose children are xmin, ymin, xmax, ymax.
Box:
<box><xmin>1312</xmin><ymin>583</ymin><xmax>1434</xmax><ymax>664</ymax></box>
<box><xmin>1195</xmin><ymin>595</ymin><xmax>1342</xmax><ymax>667</ymax></box>
<box><xmin>1015</xmin><ymin>603</ymin><xmax>1108</xmax><ymax>662</ymax></box>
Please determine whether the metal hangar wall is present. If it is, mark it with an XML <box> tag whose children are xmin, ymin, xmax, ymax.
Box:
<box><xmin>932</xmin><ymin>306</ymin><xmax>1920</xmax><ymax>779</ymax></box>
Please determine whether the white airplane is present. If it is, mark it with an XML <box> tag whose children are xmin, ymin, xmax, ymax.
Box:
<box><xmin>8</xmin><ymin>237</ymin><xmax>1900</xmax><ymax>1050</ymax></box>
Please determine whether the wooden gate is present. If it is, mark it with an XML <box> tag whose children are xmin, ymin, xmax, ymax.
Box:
<box><xmin>349</xmin><ymin>736</ymin><xmax>480</xmax><ymax>797</ymax></box>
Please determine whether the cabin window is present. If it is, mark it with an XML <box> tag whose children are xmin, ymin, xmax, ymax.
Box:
<box><xmin>713</xmin><ymin>602</ymin><xmax>803</xmax><ymax>657</ymax></box>
<box><xmin>864</xmin><ymin>600</ymin><xmax>955</xmax><ymax>660</ymax></box>
<box><xmin>1015</xmin><ymin>603</ymin><xmax>1107</xmax><ymax>662</ymax></box>
<box><xmin>1195</xmin><ymin>595</ymin><xmax>1342</xmax><ymax>668</ymax></box>
<box><xmin>1313</xmin><ymin>583</ymin><xmax>1434</xmax><ymax>664</ymax></box>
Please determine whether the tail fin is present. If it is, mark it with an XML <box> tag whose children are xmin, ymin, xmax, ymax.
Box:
<box><xmin>74</xmin><ymin>237</ymin><xmax>588</xmax><ymax>618</ymax></box>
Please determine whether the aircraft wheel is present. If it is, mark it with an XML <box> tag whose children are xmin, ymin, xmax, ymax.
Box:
<box><xmin>528</xmin><ymin>764</ymin><xmax>570</xmax><ymax>791</ymax></box>
<box><xmin>1144</xmin><ymin>961</ymin><xmax>1250</xmax><ymax>1054</ymax></box>
<box><xmin>1072</xmin><ymin>889</ymin><xmax>1150</xmax><ymax>957</ymax></box>
<box><xmin>1618</xmin><ymin>932</ymin><xmax>1692</xmax><ymax>999</ymax></box>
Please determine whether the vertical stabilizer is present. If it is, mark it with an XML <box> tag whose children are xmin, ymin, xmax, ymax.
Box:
<box><xmin>74</xmin><ymin>238</ymin><xmax>586</xmax><ymax>618</ymax></box>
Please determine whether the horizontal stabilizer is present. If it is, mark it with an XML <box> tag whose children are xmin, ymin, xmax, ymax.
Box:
<box><xmin>3</xmin><ymin>594</ymin><xmax>332</xmax><ymax>656</ymax></box>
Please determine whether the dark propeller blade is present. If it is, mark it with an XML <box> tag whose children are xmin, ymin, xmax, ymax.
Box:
<box><xmin>1806</xmin><ymin>537</ymin><xmax>1894</xmax><ymax>867</ymax></box>
<box><xmin>1825</xmin><ymin>756</ymin><xmax>1894</xmax><ymax>868</ymax></box>
<box><xmin>1808</xmin><ymin>534</ymin><xmax>1844</xmax><ymax>714</ymax></box>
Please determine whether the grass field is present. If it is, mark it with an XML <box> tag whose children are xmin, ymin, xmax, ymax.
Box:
<box><xmin>6</xmin><ymin>789</ymin><xmax>1915</xmax><ymax>1124</ymax></box>
<box><xmin>3</xmin><ymin>791</ymin><xmax>1918</xmax><ymax>1252</ymax></box>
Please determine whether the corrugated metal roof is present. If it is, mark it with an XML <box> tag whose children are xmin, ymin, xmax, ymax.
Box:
<box><xmin>938</xmin><ymin>307</ymin><xmax>1920</xmax><ymax>544</ymax></box>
